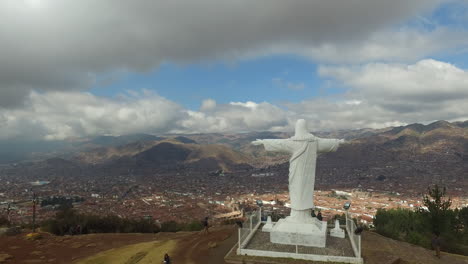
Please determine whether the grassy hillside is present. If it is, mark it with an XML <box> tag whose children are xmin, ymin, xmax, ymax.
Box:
<box><xmin>77</xmin><ymin>240</ymin><xmax>177</xmax><ymax>264</ymax></box>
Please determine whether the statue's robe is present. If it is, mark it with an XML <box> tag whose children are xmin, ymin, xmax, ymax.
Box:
<box><xmin>261</xmin><ymin>137</ymin><xmax>341</xmax><ymax>211</ymax></box>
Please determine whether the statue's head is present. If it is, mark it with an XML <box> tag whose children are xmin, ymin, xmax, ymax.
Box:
<box><xmin>295</xmin><ymin>119</ymin><xmax>307</xmax><ymax>135</ymax></box>
<box><xmin>292</xmin><ymin>119</ymin><xmax>316</xmax><ymax>140</ymax></box>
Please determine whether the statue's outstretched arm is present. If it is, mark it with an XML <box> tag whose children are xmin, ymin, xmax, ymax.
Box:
<box><xmin>251</xmin><ymin>139</ymin><xmax>264</xmax><ymax>146</ymax></box>
<box><xmin>317</xmin><ymin>138</ymin><xmax>345</xmax><ymax>153</ymax></box>
<box><xmin>251</xmin><ymin>139</ymin><xmax>295</xmax><ymax>153</ymax></box>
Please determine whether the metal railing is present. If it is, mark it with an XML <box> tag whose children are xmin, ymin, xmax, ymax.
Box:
<box><xmin>234</xmin><ymin>209</ymin><xmax>363</xmax><ymax>264</ymax></box>
<box><xmin>345</xmin><ymin>212</ymin><xmax>361</xmax><ymax>258</ymax></box>
<box><xmin>238</xmin><ymin>209</ymin><xmax>262</xmax><ymax>250</ymax></box>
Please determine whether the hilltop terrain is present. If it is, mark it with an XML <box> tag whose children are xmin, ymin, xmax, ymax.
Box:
<box><xmin>1</xmin><ymin>227</ymin><xmax>467</xmax><ymax>264</ymax></box>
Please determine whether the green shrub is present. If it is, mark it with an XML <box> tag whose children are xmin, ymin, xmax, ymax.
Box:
<box><xmin>160</xmin><ymin>221</ymin><xmax>180</xmax><ymax>232</ymax></box>
<box><xmin>183</xmin><ymin>220</ymin><xmax>203</xmax><ymax>231</ymax></box>
<box><xmin>41</xmin><ymin>209</ymin><xmax>160</xmax><ymax>235</ymax></box>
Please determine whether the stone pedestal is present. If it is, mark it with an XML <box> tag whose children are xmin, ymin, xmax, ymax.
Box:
<box><xmin>269</xmin><ymin>210</ymin><xmax>327</xmax><ymax>247</ymax></box>
<box><xmin>262</xmin><ymin>216</ymin><xmax>274</xmax><ymax>232</ymax></box>
<box><xmin>330</xmin><ymin>219</ymin><xmax>345</xmax><ymax>238</ymax></box>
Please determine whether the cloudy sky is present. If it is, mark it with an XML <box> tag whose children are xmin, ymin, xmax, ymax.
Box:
<box><xmin>1</xmin><ymin>0</ymin><xmax>468</xmax><ymax>140</ymax></box>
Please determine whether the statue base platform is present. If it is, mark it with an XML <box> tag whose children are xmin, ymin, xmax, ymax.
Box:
<box><xmin>330</xmin><ymin>220</ymin><xmax>346</xmax><ymax>238</ymax></box>
<box><xmin>269</xmin><ymin>216</ymin><xmax>327</xmax><ymax>247</ymax></box>
<box><xmin>330</xmin><ymin>228</ymin><xmax>345</xmax><ymax>238</ymax></box>
<box><xmin>262</xmin><ymin>216</ymin><xmax>275</xmax><ymax>232</ymax></box>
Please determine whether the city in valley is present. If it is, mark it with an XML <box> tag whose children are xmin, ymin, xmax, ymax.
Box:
<box><xmin>2</xmin><ymin>162</ymin><xmax>467</xmax><ymax>227</ymax></box>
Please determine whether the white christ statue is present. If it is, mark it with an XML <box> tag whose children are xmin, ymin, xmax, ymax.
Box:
<box><xmin>252</xmin><ymin>119</ymin><xmax>344</xmax><ymax>223</ymax></box>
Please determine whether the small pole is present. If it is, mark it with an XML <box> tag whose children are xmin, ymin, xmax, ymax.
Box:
<box><xmin>259</xmin><ymin>207</ymin><xmax>262</xmax><ymax>222</ymax></box>
<box><xmin>238</xmin><ymin>228</ymin><xmax>241</xmax><ymax>252</ymax></box>
<box><xmin>250</xmin><ymin>214</ymin><xmax>252</xmax><ymax>231</ymax></box>
<box><xmin>345</xmin><ymin>210</ymin><xmax>349</xmax><ymax>234</ymax></box>
<box><xmin>345</xmin><ymin>210</ymin><xmax>348</xmax><ymax>226</ymax></box>
<box><xmin>358</xmin><ymin>233</ymin><xmax>362</xmax><ymax>258</ymax></box>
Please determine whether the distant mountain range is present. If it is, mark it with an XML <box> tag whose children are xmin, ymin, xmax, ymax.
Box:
<box><xmin>75</xmin><ymin>139</ymin><xmax>252</xmax><ymax>172</ymax></box>
<box><xmin>312</xmin><ymin>120</ymin><xmax>468</xmax><ymax>192</ymax></box>
<box><xmin>2</xmin><ymin>120</ymin><xmax>467</xmax><ymax>193</ymax></box>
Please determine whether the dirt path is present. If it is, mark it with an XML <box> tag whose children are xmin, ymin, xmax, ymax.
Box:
<box><xmin>73</xmin><ymin>226</ymin><xmax>237</xmax><ymax>264</ymax></box>
<box><xmin>172</xmin><ymin>226</ymin><xmax>237</xmax><ymax>264</ymax></box>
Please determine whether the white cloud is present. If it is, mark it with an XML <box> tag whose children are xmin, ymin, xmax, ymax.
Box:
<box><xmin>200</xmin><ymin>99</ymin><xmax>217</xmax><ymax>111</ymax></box>
<box><xmin>286</xmin><ymin>99</ymin><xmax>409</xmax><ymax>130</ymax></box>
<box><xmin>285</xmin><ymin>27</ymin><xmax>468</xmax><ymax>63</ymax></box>
<box><xmin>311</xmin><ymin>59</ymin><xmax>468</xmax><ymax>127</ymax></box>
<box><xmin>2</xmin><ymin>58</ymin><xmax>468</xmax><ymax>141</ymax></box>
<box><xmin>185</xmin><ymin>101</ymin><xmax>291</xmax><ymax>133</ymax></box>
<box><xmin>319</xmin><ymin>59</ymin><xmax>468</xmax><ymax>106</ymax></box>
<box><xmin>0</xmin><ymin>0</ymin><xmax>449</xmax><ymax>107</ymax></box>
<box><xmin>0</xmin><ymin>91</ymin><xmax>293</xmax><ymax>140</ymax></box>
<box><xmin>0</xmin><ymin>91</ymin><xmax>185</xmax><ymax>140</ymax></box>
<box><xmin>229</xmin><ymin>101</ymin><xmax>259</xmax><ymax>109</ymax></box>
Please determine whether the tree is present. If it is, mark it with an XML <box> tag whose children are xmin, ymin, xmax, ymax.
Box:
<box><xmin>373</xmin><ymin>185</ymin><xmax>467</xmax><ymax>255</ymax></box>
<box><xmin>421</xmin><ymin>184</ymin><xmax>452</xmax><ymax>234</ymax></box>
<box><xmin>459</xmin><ymin>207</ymin><xmax>468</xmax><ymax>249</ymax></box>
<box><xmin>459</xmin><ymin>207</ymin><xmax>468</xmax><ymax>233</ymax></box>
<box><xmin>375</xmin><ymin>208</ymin><xmax>429</xmax><ymax>246</ymax></box>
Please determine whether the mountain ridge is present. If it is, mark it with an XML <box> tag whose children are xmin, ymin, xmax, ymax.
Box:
<box><xmin>2</xmin><ymin>120</ymin><xmax>467</xmax><ymax>193</ymax></box>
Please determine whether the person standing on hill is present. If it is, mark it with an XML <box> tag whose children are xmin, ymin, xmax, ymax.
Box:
<box><xmin>431</xmin><ymin>232</ymin><xmax>441</xmax><ymax>258</ymax></box>
<box><xmin>317</xmin><ymin>211</ymin><xmax>323</xmax><ymax>221</ymax></box>
<box><xmin>163</xmin><ymin>253</ymin><xmax>171</xmax><ymax>264</ymax></box>
<box><xmin>202</xmin><ymin>216</ymin><xmax>210</xmax><ymax>234</ymax></box>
